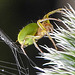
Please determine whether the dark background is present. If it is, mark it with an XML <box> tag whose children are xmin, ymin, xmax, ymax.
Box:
<box><xmin>0</xmin><ymin>0</ymin><xmax>75</xmax><ymax>75</ymax></box>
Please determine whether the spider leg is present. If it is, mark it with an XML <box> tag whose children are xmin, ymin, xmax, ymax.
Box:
<box><xmin>20</xmin><ymin>40</ymin><xmax>27</xmax><ymax>55</ymax></box>
<box><xmin>37</xmin><ymin>18</ymin><xmax>61</xmax><ymax>31</ymax></box>
<box><xmin>37</xmin><ymin>8</ymin><xmax>62</xmax><ymax>30</ymax></box>
<box><xmin>43</xmin><ymin>8</ymin><xmax>63</xmax><ymax>23</ymax></box>
<box><xmin>37</xmin><ymin>18</ymin><xmax>61</xmax><ymax>33</ymax></box>
<box><xmin>20</xmin><ymin>40</ymin><xmax>37</xmax><ymax>67</ymax></box>
<box><xmin>33</xmin><ymin>38</ymin><xmax>43</xmax><ymax>53</ymax></box>
<box><xmin>46</xmin><ymin>32</ymin><xmax>57</xmax><ymax>50</ymax></box>
<box><xmin>43</xmin><ymin>8</ymin><xmax>63</xmax><ymax>18</ymax></box>
<box><xmin>37</xmin><ymin>17</ymin><xmax>61</xmax><ymax>24</ymax></box>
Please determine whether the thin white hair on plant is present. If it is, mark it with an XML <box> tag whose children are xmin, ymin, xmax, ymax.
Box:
<box><xmin>36</xmin><ymin>4</ymin><xmax>75</xmax><ymax>75</ymax></box>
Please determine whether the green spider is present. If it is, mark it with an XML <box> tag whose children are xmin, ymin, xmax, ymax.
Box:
<box><xmin>17</xmin><ymin>8</ymin><xmax>63</xmax><ymax>54</ymax></box>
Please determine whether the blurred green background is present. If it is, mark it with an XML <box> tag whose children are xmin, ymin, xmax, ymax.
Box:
<box><xmin>0</xmin><ymin>0</ymin><xmax>75</xmax><ymax>75</ymax></box>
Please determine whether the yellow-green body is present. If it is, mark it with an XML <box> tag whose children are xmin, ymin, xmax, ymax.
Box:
<box><xmin>18</xmin><ymin>23</ymin><xmax>39</xmax><ymax>46</ymax></box>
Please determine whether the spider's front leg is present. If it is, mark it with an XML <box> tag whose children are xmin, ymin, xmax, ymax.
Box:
<box><xmin>43</xmin><ymin>8</ymin><xmax>63</xmax><ymax>23</ymax></box>
<box><xmin>37</xmin><ymin>18</ymin><xmax>61</xmax><ymax>29</ymax></box>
